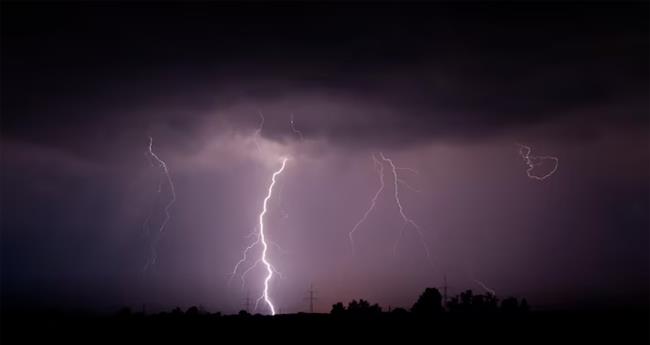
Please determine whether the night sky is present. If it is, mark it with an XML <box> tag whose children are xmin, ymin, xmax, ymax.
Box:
<box><xmin>1</xmin><ymin>3</ymin><xmax>648</xmax><ymax>314</ymax></box>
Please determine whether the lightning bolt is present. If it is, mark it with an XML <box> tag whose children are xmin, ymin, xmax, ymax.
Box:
<box><xmin>517</xmin><ymin>143</ymin><xmax>559</xmax><ymax>181</ymax></box>
<box><xmin>255</xmin><ymin>157</ymin><xmax>288</xmax><ymax>315</ymax></box>
<box><xmin>349</xmin><ymin>154</ymin><xmax>385</xmax><ymax>253</ymax></box>
<box><xmin>229</xmin><ymin>227</ymin><xmax>261</xmax><ymax>287</ymax></box>
<box><xmin>230</xmin><ymin>157</ymin><xmax>288</xmax><ymax>315</ymax></box>
<box><xmin>229</xmin><ymin>228</ymin><xmax>288</xmax><ymax>289</ymax></box>
<box><xmin>290</xmin><ymin>113</ymin><xmax>304</xmax><ymax>141</ymax></box>
<box><xmin>473</xmin><ymin>279</ymin><xmax>496</xmax><ymax>296</ymax></box>
<box><xmin>143</xmin><ymin>137</ymin><xmax>176</xmax><ymax>271</ymax></box>
<box><xmin>349</xmin><ymin>152</ymin><xmax>432</xmax><ymax>266</ymax></box>
<box><xmin>379</xmin><ymin>152</ymin><xmax>433</xmax><ymax>266</ymax></box>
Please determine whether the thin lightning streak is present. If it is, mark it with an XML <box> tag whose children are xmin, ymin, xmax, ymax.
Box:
<box><xmin>141</xmin><ymin>147</ymin><xmax>158</xmax><ymax>237</ymax></box>
<box><xmin>270</xmin><ymin>264</ymin><xmax>284</xmax><ymax>280</ymax></box>
<box><xmin>379</xmin><ymin>152</ymin><xmax>433</xmax><ymax>266</ymax></box>
<box><xmin>473</xmin><ymin>279</ymin><xmax>496</xmax><ymax>296</ymax></box>
<box><xmin>239</xmin><ymin>256</ymin><xmax>284</xmax><ymax>292</ymax></box>
<box><xmin>245</xmin><ymin>227</ymin><xmax>259</xmax><ymax>239</ymax></box>
<box><xmin>253</xmin><ymin>111</ymin><xmax>265</xmax><ymax>152</ymax></box>
<box><xmin>290</xmin><ymin>113</ymin><xmax>304</xmax><ymax>141</ymax></box>
<box><xmin>143</xmin><ymin>137</ymin><xmax>177</xmax><ymax>271</ymax></box>
<box><xmin>241</xmin><ymin>259</ymin><xmax>262</xmax><ymax>288</ymax></box>
<box><xmin>269</xmin><ymin>240</ymin><xmax>289</xmax><ymax>255</ymax></box>
<box><xmin>517</xmin><ymin>143</ymin><xmax>559</xmax><ymax>181</ymax></box>
<box><xmin>231</xmin><ymin>234</ymin><xmax>288</xmax><ymax>289</ymax></box>
<box><xmin>254</xmin><ymin>294</ymin><xmax>264</xmax><ymax>312</ymax></box>
<box><xmin>228</xmin><ymin>230</ymin><xmax>261</xmax><ymax>287</ymax></box>
<box><xmin>397</xmin><ymin>178</ymin><xmax>421</xmax><ymax>193</ymax></box>
<box><xmin>256</xmin><ymin>157</ymin><xmax>288</xmax><ymax>315</ymax></box>
<box><xmin>349</xmin><ymin>154</ymin><xmax>385</xmax><ymax>252</ymax></box>
<box><xmin>396</xmin><ymin>167</ymin><xmax>419</xmax><ymax>175</ymax></box>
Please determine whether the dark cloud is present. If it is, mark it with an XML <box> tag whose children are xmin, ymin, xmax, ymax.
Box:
<box><xmin>2</xmin><ymin>3</ymin><xmax>648</xmax><ymax>155</ymax></box>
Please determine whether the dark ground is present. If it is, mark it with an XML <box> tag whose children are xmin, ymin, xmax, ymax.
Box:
<box><xmin>1</xmin><ymin>309</ymin><xmax>648</xmax><ymax>344</ymax></box>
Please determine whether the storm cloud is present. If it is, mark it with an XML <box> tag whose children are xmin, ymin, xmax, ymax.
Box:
<box><xmin>2</xmin><ymin>3</ymin><xmax>648</xmax><ymax>313</ymax></box>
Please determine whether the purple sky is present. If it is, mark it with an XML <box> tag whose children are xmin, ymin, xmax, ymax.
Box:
<box><xmin>1</xmin><ymin>3</ymin><xmax>648</xmax><ymax>313</ymax></box>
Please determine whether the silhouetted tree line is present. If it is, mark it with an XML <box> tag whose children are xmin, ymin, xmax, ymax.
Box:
<box><xmin>330</xmin><ymin>287</ymin><xmax>529</xmax><ymax>316</ymax></box>
<box><xmin>8</xmin><ymin>288</ymin><xmax>648</xmax><ymax>345</ymax></box>
<box><xmin>111</xmin><ymin>287</ymin><xmax>528</xmax><ymax>319</ymax></box>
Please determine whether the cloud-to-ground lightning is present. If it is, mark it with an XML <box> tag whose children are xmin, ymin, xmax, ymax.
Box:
<box><xmin>229</xmin><ymin>228</ymin><xmax>288</xmax><ymax>289</ymax></box>
<box><xmin>379</xmin><ymin>152</ymin><xmax>433</xmax><ymax>266</ymax></box>
<box><xmin>254</xmin><ymin>157</ymin><xmax>288</xmax><ymax>315</ymax></box>
<box><xmin>229</xmin><ymin>157</ymin><xmax>288</xmax><ymax>315</ymax></box>
<box><xmin>349</xmin><ymin>154</ymin><xmax>385</xmax><ymax>252</ymax></box>
<box><xmin>143</xmin><ymin>137</ymin><xmax>176</xmax><ymax>271</ymax></box>
<box><xmin>517</xmin><ymin>143</ymin><xmax>559</xmax><ymax>181</ymax></box>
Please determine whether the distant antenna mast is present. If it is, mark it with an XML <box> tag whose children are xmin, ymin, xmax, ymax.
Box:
<box><xmin>305</xmin><ymin>283</ymin><xmax>318</xmax><ymax>313</ymax></box>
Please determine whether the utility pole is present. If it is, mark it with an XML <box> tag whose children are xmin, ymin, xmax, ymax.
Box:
<box><xmin>304</xmin><ymin>283</ymin><xmax>318</xmax><ymax>313</ymax></box>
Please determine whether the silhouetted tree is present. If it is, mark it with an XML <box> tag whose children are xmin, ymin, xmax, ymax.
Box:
<box><xmin>358</xmin><ymin>299</ymin><xmax>370</xmax><ymax>310</ymax></box>
<box><xmin>347</xmin><ymin>299</ymin><xmax>370</xmax><ymax>314</ymax></box>
<box><xmin>460</xmin><ymin>289</ymin><xmax>474</xmax><ymax>311</ymax></box>
<box><xmin>446</xmin><ymin>290</ymin><xmax>500</xmax><ymax>313</ymax></box>
<box><xmin>345</xmin><ymin>299</ymin><xmax>381</xmax><ymax>315</ymax></box>
<box><xmin>520</xmin><ymin>298</ymin><xmax>530</xmax><ymax>312</ymax></box>
<box><xmin>186</xmin><ymin>306</ymin><xmax>199</xmax><ymax>316</ymax></box>
<box><xmin>347</xmin><ymin>299</ymin><xmax>359</xmax><ymax>313</ymax></box>
<box><xmin>238</xmin><ymin>310</ymin><xmax>250</xmax><ymax>317</ymax></box>
<box><xmin>446</xmin><ymin>296</ymin><xmax>460</xmax><ymax>312</ymax></box>
<box><xmin>471</xmin><ymin>294</ymin><xmax>498</xmax><ymax>313</ymax></box>
<box><xmin>500</xmin><ymin>297</ymin><xmax>519</xmax><ymax>313</ymax></box>
<box><xmin>485</xmin><ymin>293</ymin><xmax>499</xmax><ymax>311</ymax></box>
<box><xmin>411</xmin><ymin>288</ymin><xmax>443</xmax><ymax>316</ymax></box>
<box><xmin>331</xmin><ymin>302</ymin><xmax>346</xmax><ymax>315</ymax></box>
<box><xmin>391</xmin><ymin>307</ymin><xmax>408</xmax><ymax>315</ymax></box>
<box><xmin>369</xmin><ymin>303</ymin><xmax>382</xmax><ymax>314</ymax></box>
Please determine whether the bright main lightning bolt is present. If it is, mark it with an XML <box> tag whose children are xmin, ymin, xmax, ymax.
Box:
<box><xmin>517</xmin><ymin>143</ymin><xmax>559</xmax><ymax>181</ymax></box>
<box><xmin>380</xmin><ymin>152</ymin><xmax>433</xmax><ymax>265</ymax></box>
<box><xmin>230</xmin><ymin>158</ymin><xmax>288</xmax><ymax>315</ymax></box>
<box><xmin>143</xmin><ymin>137</ymin><xmax>176</xmax><ymax>271</ymax></box>
<box><xmin>349</xmin><ymin>154</ymin><xmax>384</xmax><ymax>252</ymax></box>
<box><xmin>255</xmin><ymin>157</ymin><xmax>288</xmax><ymax>315</ymax></box>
